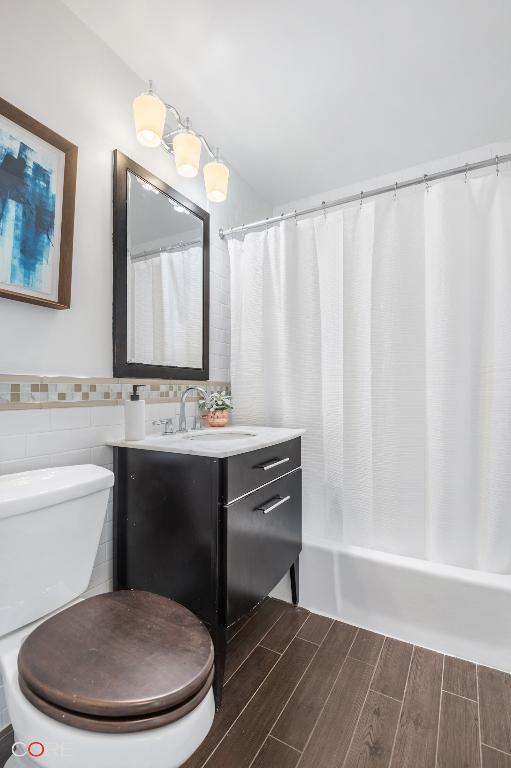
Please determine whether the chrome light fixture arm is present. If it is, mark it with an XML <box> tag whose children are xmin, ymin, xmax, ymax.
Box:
<box><xmin>133</xmin><ymin>80</ymin><xmax>230</xmax><ymax>200</ymax></box>
<box><xmin>161</xmin><ymin>103</ymin><xmax>217</xmax><ymax>160</ymax></box>
<box><xmin>198</xmin><ymin>134</ymin><xmax>217</xmax><ymax>160</ymax></box>
<box><xmin>163</xmin><ymin>101</ymin><xmax>187</xmax><ymax>132</ymax></box>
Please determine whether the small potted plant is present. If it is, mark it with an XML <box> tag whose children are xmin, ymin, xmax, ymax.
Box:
<box><xmin>199</xmin><ymin>391</ymin><xmax>233</xmax><ymax>427</ymax></box>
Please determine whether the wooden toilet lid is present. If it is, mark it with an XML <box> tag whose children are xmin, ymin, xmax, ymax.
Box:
<box><xmin>18</xmin><ymin>591</ymin><xmax>214</xmax><ymax>719</ymax></box>
<box><xmin>19</xmin><ymin>667</ymin><xmax>214</xmax><ymax>733</ymax></box>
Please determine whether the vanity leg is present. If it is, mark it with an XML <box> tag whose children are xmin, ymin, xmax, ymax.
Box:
<box><xmin>211</xmin><ymin>623</ymin><xmax>227</xmax><ymax>709</ymax></box>
<box><xmin>290</xmin><ymin>557</ymin><xmax>300</xmax><ymax>606</ymax></box>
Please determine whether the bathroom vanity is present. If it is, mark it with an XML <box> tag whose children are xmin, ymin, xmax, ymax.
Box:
<box><xmin>109</xmin><ymin>426</ymin><xmax>303</xmax><ymax>705</ymax></box>
<box><xmin>110</xmin><ymin>158</ymin><xmax>303</xmax><ymax>705</ymax></box>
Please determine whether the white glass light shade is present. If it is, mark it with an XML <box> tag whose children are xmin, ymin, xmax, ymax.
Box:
<box><xmin>173</xmin><ymin>131</ymin><xmax>202</xmax><ymax>177</ymax></box>
<box><xmin>203</xmin><ymin>160</ymin><xmax>229</xmax><ymax>202</ymax></box>
<box><xmin>133</xmin><ymin>92</ymin><xmax>166</xmax><ymax>147</ymax></box>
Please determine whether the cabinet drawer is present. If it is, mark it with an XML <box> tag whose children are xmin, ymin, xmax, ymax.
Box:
<box><xmin>226</xmin><ymin>469</ymin><xmax>302</xmax><ymax>624</ymax></box>
<box><xmin>223</xmin><ymin>437</ymin><xmax>301</xmax><ymax>503</ymax></box>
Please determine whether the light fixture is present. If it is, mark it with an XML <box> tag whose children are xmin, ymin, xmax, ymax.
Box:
<box><xmin>132</xmin><ymin>81</ymin><xmax>166</xmax><ymax>148</ymax></box>
<box><xmin>203</xmin><ymin>154</ymin><xmax>230</xmax><ymax>203</ymax></box>
<box><xmin>173</xmin><ymin>120</ymin><xmax>202</xmax><ymax>178</ymax></box>
<box><xmin>171</xmin><ymin>202</ymin><xmax>190</xmax><ymax>215</ymax></box>
<box><xmin>132</xmin><ymin>81</ymin><xmax>230</xmax><ymax>202</ymax></box>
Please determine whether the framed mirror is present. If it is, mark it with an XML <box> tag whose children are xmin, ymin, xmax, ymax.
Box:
<box><xmin>113</xmin><ymin>150</ymin><xmax>209</xmax><ymax>379</ymax></box>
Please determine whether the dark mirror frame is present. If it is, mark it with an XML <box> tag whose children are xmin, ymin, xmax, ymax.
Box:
<box><xmin>112</xmin><ymin>150</ymin><xmax>210</xmax><ymax>380</ymax></box>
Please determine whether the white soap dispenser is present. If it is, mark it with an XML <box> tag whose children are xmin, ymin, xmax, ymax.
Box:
<box><xmin>124</xmin><ymin>384</ymin><xmax>146</xmax><ymax>441</ymax></box>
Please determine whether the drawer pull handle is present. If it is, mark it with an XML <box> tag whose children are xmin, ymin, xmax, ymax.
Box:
<box><xmin>256</xmin><ymin>495</ymin><xmax>291</xmax><ymax>514</ymax></box>
<box><xmin>257</xmin><ymin>457</ymin><xmax>290</xmax><ymax>471</ymax></box>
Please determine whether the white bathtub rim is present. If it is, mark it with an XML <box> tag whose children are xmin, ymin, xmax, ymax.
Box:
<box><xmin>294</xmin><ymin>533</ymin><xmax>511</xmax><ymax>675</ymax></box>
<box><xmin>303</xmin><ymin>534</ymin><xmax>511</xmax><ymax>589</ymax></box>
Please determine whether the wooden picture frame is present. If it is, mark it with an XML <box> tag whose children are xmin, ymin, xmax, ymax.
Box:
<box><xmin>0</xmin><ymin>97</ymin><xmax>77</xmax><ymax>309</ymax></box>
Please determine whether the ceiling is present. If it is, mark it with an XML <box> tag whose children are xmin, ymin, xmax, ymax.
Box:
<box><xmin>63</xmin><ymin>0</ymin><xmax>511</xmax><ymax>205</ymax></box>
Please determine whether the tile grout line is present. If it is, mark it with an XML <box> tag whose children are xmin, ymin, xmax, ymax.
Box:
<box><xmin>258</xmin><ymin>611</ymin><xmax>311</xmax><ymax>657</ymax></box>
<box><xmin>348</xmin><ymin>654</ymin><xmax>380</xmax><ymax>668</ymax></box>
<box><xmin>434</xmin><ymin>655</ymin><xmax>445</xmax><ymax>768</ymax></box>
<box><xmin>200</xmin><ymin>646</ymin><xmax>283</xmax><ymax>768</ymax></box>
<box><xmin>224</xmin><ymin>606</ymin><xmax>287</xmax><ymax>684</ymax></box>
<box><xmin>226</xmin><ymin>621</ymin><xmax>250</xmax><ymax>646</ymax></box>
<box><xmin>227</xmin><ymin>597</ymin><xmax>300</xmax><ymax>653</ymax></box>
<box><xmin>226</xmin><ymin>599</ymin><xmax>271</xmax><ymax>646</ymax></box>
<box><xmin>476</xmin><ymin>665</ymin><xmax>483</xmax><ymax>768</ymax></box>
<box><xmin>254</xmin><ymin>617</ymin><xmax>335</xmax><ymax>762</ymax></box>
<box><xmin>269</xmin><ymin>734</ymin><xmax>302</xmax><ymax>755</ymax></box>
<box><xmin>481</xmin><ymin>742</ymin><xmax>511</xmax><ymax>758</ymax></box>
<box><xmin>387</xmin><ymin>645</ymin><xmax>415</xmax><ymax>768</ymax></box>
<box><xmin>340</xmin><ymin>636</ymin><xmax>387</xmax><ymax>768</ymax></box>
<box><xmin>289</xmin><ymin>626</ymin><xmax>362</xmax><ymax>765</ymax></box>
<box><xmin>369</xmin><ymin>688</ymin><xmax>403</xmax><ymax>704</ymax></box>
<box><xmin>296</xmin><ymin>617</ymin><xmax>333</xmax><ymax>646</ymax></box>
<box><xmin>441</xmin><ymin>688</ymin><xmax>478</xmax><ymax>704</ymax></box>
<box><xmin>259</xmin><ymin>643</ymin><xmax>283</xmax><ymax>655</ymax></box>
<box><xmin>246</xmin><ymin>627</ymin><xmax>328</xmax><ymax>768</ymax></box>
<box><xmin>246</xmin><ymin>735</ymin><xmax>287</xmax><ymax>768</ymax></box>
<box><xmin>250</xmin><ymin>732</ymin><xmax>303</xmax><ymax>767</ymax></box>
<box><xmin>295</xmin><ymin>636</ymin><xmax>321</xmax><ymax>647</ymax></box>
<box><xmin>202</xmin><ymin>606</ymin><xmax>325</xmax><ymax>768</ymax></box>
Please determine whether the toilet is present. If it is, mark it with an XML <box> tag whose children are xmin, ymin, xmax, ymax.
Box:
<box><xmin>0</xmin><ymin>465</ymin><xmax>215</xmax><ymax>768</ymax></box>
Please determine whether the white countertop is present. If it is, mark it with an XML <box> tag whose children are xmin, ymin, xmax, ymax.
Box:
<box><xmin>107</xmin><ymin>425</ymin><xmax>305</xmax><ymax>459</ymax></box>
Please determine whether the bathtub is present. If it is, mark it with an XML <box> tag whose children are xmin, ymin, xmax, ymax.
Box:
<box><xmin>273</xmin><ymin>535</ymin><xmax>511</xmax><ymax>673</ymax></box>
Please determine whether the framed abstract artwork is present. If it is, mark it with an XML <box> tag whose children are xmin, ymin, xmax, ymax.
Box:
<box><xmin>0</xmin><ymin>97</ymin><xmax>77</xmax><ymax>309</ymax></box>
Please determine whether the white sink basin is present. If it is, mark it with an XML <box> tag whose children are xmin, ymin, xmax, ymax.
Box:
<box><xmin>184</xmin><ymin>431</ymin><xmax>257</xmax><ymax>441</ymax></box>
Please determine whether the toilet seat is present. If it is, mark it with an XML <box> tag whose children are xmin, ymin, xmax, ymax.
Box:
<box><xmin>19</xmin><ymin>666</ymin><xmax>214</xmax><ymax>733</ymax></box>
<box><xmin>17</xmin><ymin>591</ymin><xmax>214</xmax><ymax>733</ymax></box>
<box><xmin>2</xmin><ymin>642</ymin><xmax>215</xmax><ymax>768</ymax></box>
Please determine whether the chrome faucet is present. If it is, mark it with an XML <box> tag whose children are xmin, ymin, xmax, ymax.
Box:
<box><xmin>152</xmin><ymin>418</ymin><xmax>175</xmax><ymax>435</ymax></box>
<box><xmin>179</xmin><ymin>386</ymin><xmax>207</xmax><ymax>432</ymax></box>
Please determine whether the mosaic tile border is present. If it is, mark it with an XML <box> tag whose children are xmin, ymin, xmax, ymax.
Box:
<box><xmin>0</xmin><ymin>377</ymin><xmax>230</xmax><ymax>410</ymax></box>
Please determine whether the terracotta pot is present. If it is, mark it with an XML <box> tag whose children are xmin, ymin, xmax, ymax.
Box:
<box><xmin>207</xmin><ymin>410</ymin><xmax>230</xmax><ymax>427</ymax></box>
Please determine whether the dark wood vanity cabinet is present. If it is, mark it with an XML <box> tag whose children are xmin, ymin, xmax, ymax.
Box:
<box><xmin>113</xmin><ymin>437</ymin><xmax>302</xmax><ymax>705</ymax></box>
<box><xmin>226</xmin><ymin>469</ymin><xmax>301</xmax><ymax>623</ymax></box>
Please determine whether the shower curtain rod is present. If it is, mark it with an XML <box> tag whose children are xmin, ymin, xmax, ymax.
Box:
<box><xmin>219</xmin><ymin>153</ymin><xmax>511</xmax><ymax>240</ymax></box>
<box><xmin>130</xmin><ymin>238</ymin><xmax>202</xmax><ymax>262</ymax></box>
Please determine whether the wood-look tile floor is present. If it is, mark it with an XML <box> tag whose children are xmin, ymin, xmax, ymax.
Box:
<box><xmin>184</xmin><ymin>598</ymin><xmax>511</xmax><ymax>768</ymax></box>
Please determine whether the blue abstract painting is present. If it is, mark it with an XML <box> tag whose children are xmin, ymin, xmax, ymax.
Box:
<box><xmin>0</xmin><ymin>115</ymin><xmax>64</xmax><ymax>301</ymax></box>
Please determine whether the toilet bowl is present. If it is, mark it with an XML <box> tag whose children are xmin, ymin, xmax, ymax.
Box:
<box><xmin>0</xmin><ymin>465</ymin><xmax>215</xmax><ymax>768</ymax></box>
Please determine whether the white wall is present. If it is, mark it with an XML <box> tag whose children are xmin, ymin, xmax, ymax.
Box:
<box><xmin>273</xmin><ymin>139</ymin><xmax>511</xmax><ymax>218</ymax></box>
<box><xmin>0</xmin><ymin>0</ymin><xmax>270</xmax><ymax>381</ymax></box>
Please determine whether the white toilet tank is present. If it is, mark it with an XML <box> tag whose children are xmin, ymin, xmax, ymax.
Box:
<box><xmin>0</xmin><ymin>464</ymin><xmax>114</xmax><ymax>637</ymax></box>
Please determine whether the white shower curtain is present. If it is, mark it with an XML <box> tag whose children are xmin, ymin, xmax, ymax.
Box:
<box><xmin>128</xmin><ymin>246</ymin><xmax>203</xmax><ymax>368</ymax></box>
<box><xmin>229</xmin><ymin>172</ymin><xmax>511</xmax><ymax>572</ymax></box>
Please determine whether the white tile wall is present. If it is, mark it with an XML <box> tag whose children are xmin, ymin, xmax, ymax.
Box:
<box><xmin>209</xmin><ymin>240</ymin><xmax>231</xmax><ymax>382</ymax></box>
<box><xmin>0</xmin><ymin>399</ymin><xmax>221</xmax><ymax>728</ymax></box>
